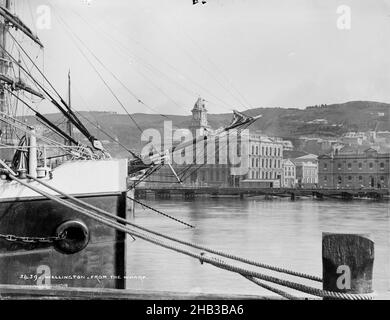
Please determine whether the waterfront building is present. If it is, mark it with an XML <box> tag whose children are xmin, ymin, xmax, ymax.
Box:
<box><xmin>190</xmin><ymin>97</ymin><xmax>211</xmax><ymax>137</ymax></box>
<box><xmin>282</xmin><ymin>159</ymin><xmax>296</xmax><ymax>188</ymax></box>
<box><xmin>292</xmin><ymin>154</ymin><xmax>318</xmax><ymax>187</ymax></box>
<box><xmin>237</xmin><ymin>131</ymin><xmax>284</xmax><ymax>188</ymax></box>
<box><xmin>294</xmin><ymin>161</ymin><xmax>318</xmax><ymax>187</ymax></box>
<box><xmin>144</xmin><ymin>98</ymin><xmax>285</xmax><ymax>188</ymax></box>
<box><xmin>294</xmin><ymin>153</ymin><xmax>318</xmax><ymax>165</ymax></box>
<box><xmin>143</xmin><ymin>98</ymin><xmax>231</xmax><ymax>187</ymax></box>
<box><xmin>318</xmin><ymin>147</ymin><xmax>390</xmax><ymax>189</ymax></box>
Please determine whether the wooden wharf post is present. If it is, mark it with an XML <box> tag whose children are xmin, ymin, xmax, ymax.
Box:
<box><xmin>322</xmin><ymin>233</ymin><xmax>374</xmax><ymax>299</ymax></box>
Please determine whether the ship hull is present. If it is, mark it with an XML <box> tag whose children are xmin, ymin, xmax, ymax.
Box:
<box><xmin>0</xmin><ymin>192</ymin><xmax>127</xmax><ymax>289</ymax></box>
<box><xmin>0</xmin><ymin>159</ymin><xmax>129</xmax><ymax>290</ymax></box>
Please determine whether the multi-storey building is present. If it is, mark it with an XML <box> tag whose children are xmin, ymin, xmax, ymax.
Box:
<box><xmin>292</xmin><ymin>154</ymin><xmax>318</xmax><ymax>187</ymax></box>
<box><xmin>294</xmin><ymin>161</ymin><xmax>318</xmax><ymax>187</ymax></box>
<box><xmin>143</xmin><ymin>98</ymin><xmax>232</xmax><ymax>187</ymax></box>
<box><xmin>143</xmin><ymin>98</ymin><xmax>285</xmax><ymax>188</ymax></box>
<box><xmin>282</xmin><ymin>159</ymin><xmax>296</xmax><ymax>188</ymax></box>
<box><xmin>318</xmin><ymin>147</ymin><xmax>390</xmax><ymax>189</ymax></box>
<box><xmin>237</xmin><ymin>132</ymin><xmax>284</xmax><ymax>188</ymax></box>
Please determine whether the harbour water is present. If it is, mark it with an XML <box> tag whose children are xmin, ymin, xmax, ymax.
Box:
<box><xmin>126</xmin><ymin>197</ymin><xmax>390</xmax><ymax>299</ymax></box>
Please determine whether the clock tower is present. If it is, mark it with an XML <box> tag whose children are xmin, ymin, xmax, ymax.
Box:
<box><xmin>190</xmin><ymin>97</ymin><xmax>211</xmax><ymax>137</ymax></box>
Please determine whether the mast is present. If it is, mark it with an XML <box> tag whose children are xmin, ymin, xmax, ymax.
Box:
<box><xmin>0</xmin><ymin>0</ymin><xmax>104</xmax><ymax>160</ymax></box>
<box><xmin>66</xmin><ymin>69</ymin><xmax>73</xmax><ymax>144</ymax></box>
<box><xmin>0</xmin><ymin>0</ymin><xmax>11</xmax><ymax>150</ymax></box>
<box><xmin>0</xmin><ymin>0</ymin><xmax>10</xmax><ymax>114</ymax></box>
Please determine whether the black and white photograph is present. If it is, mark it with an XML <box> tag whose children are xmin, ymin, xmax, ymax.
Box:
<box><xmin>0</xmin><ymin>0</ymin><xmax>389</xmax><ymax>309</ymax></box>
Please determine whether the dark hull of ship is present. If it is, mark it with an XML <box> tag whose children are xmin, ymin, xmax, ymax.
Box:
<box><xmin>0</xmin><ymin>192</ymin><xmax>127</xmax><ymax>289</ymax></box>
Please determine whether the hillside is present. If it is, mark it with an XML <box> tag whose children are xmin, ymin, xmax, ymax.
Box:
<box><xmin>23</xmin><ymin>101</ymin><xmax>390</xmax><ymax>157</ymax></box>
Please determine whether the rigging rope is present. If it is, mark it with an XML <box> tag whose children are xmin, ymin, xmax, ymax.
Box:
<box><xmin>51</xmin><ymin>7</ymin><xmax>143</xmax><ymax>134</ymax></box>
<box><xmin>66</xmin><ymin>4</ymin><xmax>234</xmax><ymax>113</ymax></box>
<box><xmin>0</xmin><ymin>43</ymin><xmax>95</xmax><ymax>146</ymax></box>
<box><xmin>8</xmin><ymin>31</ymin><xmax>92</xmax><ymax>133</ymax></box>
<box><xmin>126</xmin><ymin>195</ymin><xmax>194</xmax><ymax>228</ymax></box>
<box><xmin>3</xmin><ymin>88</ymin><xmax>79</xmax><ymax>147</ymax></box>
<box><xmin>243</xmin><ymin>275</ymin><xmax>301</xmax><ymax>300</ymax></box>
<box><xmin>3</xmin><ymin>171</ymin><xmax>373</xmax><ymax>300</ymax></box>
<box><xmin>26</xmin><ymin>172</ymin><xmax>320</xmax><ymax>282</ymax></box>
<box><xmin>27</xmin><ymin>173</ymin><xmax>194</xmax><ymax>229</ymax></box>
<box><xmin>74</xmin><ymin>110</ymin><xmax>140</xmax><ymax>159</ymax></box>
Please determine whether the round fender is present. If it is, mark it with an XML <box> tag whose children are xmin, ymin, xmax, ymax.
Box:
<box><xmin>54</xmin><ymin>220</ymin><xmax>90</xmax><ymax>254</ymax></box>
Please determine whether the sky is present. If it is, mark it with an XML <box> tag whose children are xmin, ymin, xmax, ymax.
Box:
<box><xmin>9</xmin><ymin>0</ymin><xmax>390</xmax><ymax>115</ymax></box>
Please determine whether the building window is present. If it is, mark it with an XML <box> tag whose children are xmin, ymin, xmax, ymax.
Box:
<box><xmin>252</xmin><ymin>146</ymin><xmax>254</xmax><ymax>154</ymax></box>
<box><xmin>359</xmin><ymin>176</ymin><xmax>362</xmax><ymax>181</ymax></box>
<box><xmin>380</xmin><ymin>176</ymin><xmax>384</xmax><ymax>182</ymax></box>
<box><xmin>348</xmin><ymin>176</ymin><xmax>352</xmax><ymax>181</ymax></box>
<box><xmin>358</xmin><ymin>163</ymin><xmax>362</xmax><ymax>169</ymax></box>
<box><xmin>262</xmin><ymin>147</ymin><xmax>264</xmax><ymax>155</ymax></box>
<box><xmin>251</xmin><ymin>158</ymin><xmax>254</xmax><ymax>167</ymax></box>
<box><xmin>262</xmin><ymin>159</ymin><xmax>264</xmax><ymax>167</ymax></box>
<box><xmin>347</xmin><ymin>163</ymin><xmax>352</xmax><ymax>170</ymax></box>
<box><xmin>338</xmin><ymin>176</ymin><xmax>342</xmax><ymax>183</ymax></box>
<box><xmin>256</xmin><ymin>146</ymin><xmax>259</xmax><ymax>155</ymax></box>
<box><xmin>369</xmin><ymin>163</ymin><xmax>373</xmax><ymax>169</ymax></box>
<box><xmin>380</xmin><ymin>163</ymin><xmax>384</xmax><ymax>170</ymax></box>
<box><xmin>324</xmin><ymin>176</ymin><xmax>327</xmax><ymax>181</ymax></box>
<box><xmin>324</xmin><ymin>163</ymin><xmax>327</xmax><ymax>170</ymax></box>
<box><xmin>338</xmin><ymin>163</ymin><xmax>342</xmax><ymax>170</ymax></box>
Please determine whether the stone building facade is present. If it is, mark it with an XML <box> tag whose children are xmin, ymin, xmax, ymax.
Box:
<box><xmin>292</xmin><ymin>154</ymin><xmax>318</xmax><ymax>187</ymax></box>
<box><xmin>282</xmin><ymin>159</ymin><xmax>296</xmax><ymax>188</ymax></box>
<box><xmin>143</xmin><ymin>98</ymin><xmax>285</xmax><ymax>188</ymax></box>
<box><xmin>318</xmin><ymin>147</ymin><xmax>390</xmax><ymax>189</ymax></box>
<box><xmin>238</xmin><ymin>132</ymin><xmax>284</xmax><ymax>188</ymax></box>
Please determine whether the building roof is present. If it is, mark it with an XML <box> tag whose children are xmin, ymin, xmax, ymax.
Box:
<box><xmin>282</xmin><ymin>159</ymin><xmax>295</xmax><ymax>166</ymax></box>
<box><xmin>283</xmin><ymin>150</ymin><xmax>307</xmax><ymax>159</ymax></box>
<box><xmin>319</xmin><ymin>145</ymin><xmax>390</xmax><ymax>158</ymax></box>
<box><xmin>292</xmin><ymin>160</ymin><xmax>317</xmax><ymax>167</ymax></box>
<box><xmin>295</xmin><ymin>154</ymin><xmax>318</xmax><ymax>161</ymax></box>
<box><xmin>338</xmin><ymin>145</ymin><xmax>378</xmax><ymax>155</ymax></box>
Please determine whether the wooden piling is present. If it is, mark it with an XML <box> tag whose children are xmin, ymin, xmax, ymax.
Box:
<box><xmin>322</xmin><ymin>233</ymin><xmax>374</xmax><ymax>299</ymax></box>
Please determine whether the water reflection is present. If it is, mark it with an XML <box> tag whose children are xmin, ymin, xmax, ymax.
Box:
<box><xmin>126</xmin><ymin>197</ymin><xmax>389</xmax><ymax>299</ymax></box>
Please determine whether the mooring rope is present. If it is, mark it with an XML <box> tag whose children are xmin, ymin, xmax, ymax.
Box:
<box><xmin>28</xmin><ymin>174</ymin><xmax>320</xmax><ymax>283</ymax></box>
<box><xmin>127</xmin><ymin>195</ymin><xmax>195</xmax><ymax>228</ymax></box>
<box><xmin>6</xmin><ymin>174</ymin><xmax>374</xmax><ymax>300</ymax></box>
<box><xmin>27</xmin><ymin>175</ymin><xmax>193</xmax><ymax>229</ymax></box>
<box><xmin>242</xmin><ymin>275</ymin><xmax>301</xmax><ymax>300</ymax></box>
